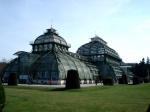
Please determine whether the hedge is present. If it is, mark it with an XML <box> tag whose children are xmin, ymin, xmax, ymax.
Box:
<box><xmin>133</xmin><ymin>76</ymin><xmax>140</xmax><ymax>85</ymax></box>
<box><xmin>122</xmin><ymin>75</ymin><xmax>128</xmax><ymax>84</ymax></box>
<box><xmin>143</xmin><ymin>78</ymin><xmax>149</xmax><ymax>83</ymax></box>
<box><xmin>66</xmin><ymin>70</ymin><xmax>80</xmax><ymax>89</ymax></box>
<box><xmin>103</xmin><ymin>77</ymin><xmax>114</xmax><ymax>85</ymax></box>
<box><xmin>0</xmin><ymin>79</ymin><xmax>5</xmax><ymax>112</ymax></box>
<box><xmin>8</xmin><ymin>73</ymin><xmax>18</xmax><ymax>86</ymax></box>
<box><xmin>118</xmin><ymin>78</ymin><xmax>125</xmax><ymax>84</ymax></box>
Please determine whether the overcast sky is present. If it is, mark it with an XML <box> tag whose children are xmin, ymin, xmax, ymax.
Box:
<box><xmin>0</xmin><ymin>0</ymin><xmax>150</xmax><ymax>63</ymax></box>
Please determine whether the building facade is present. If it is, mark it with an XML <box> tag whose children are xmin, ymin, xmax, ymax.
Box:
<box><xmin>1</xmin><ymin>27</ymin><xmax>132</xmax><ymax>84</ymax></box>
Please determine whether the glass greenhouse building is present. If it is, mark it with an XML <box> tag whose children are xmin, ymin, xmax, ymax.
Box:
<box><xmin>1</xmin><ymin>27</ymin><xmax>132</xmax><ymax>85</ymax></box>
<box><xmin>77</xmin><ymin>36</ymin><xmax>124</xmax><ymax>81</ymax></box>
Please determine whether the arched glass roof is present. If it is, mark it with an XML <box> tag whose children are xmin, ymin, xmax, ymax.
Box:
<box><xmin>30</xmin><ymin>51</ymin><xmax>98</xmax><ymax>80</ymax></box>
<box><xmin>2</xmin><ymin>58</ymin><xmax>18</xmax><ymax>78</ymax></box>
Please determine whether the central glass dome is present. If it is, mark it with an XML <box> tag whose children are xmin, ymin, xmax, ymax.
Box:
<box><xmin>30</xmin><ymin>28</ymin><xmax>71</xmax><ymax>53</ymax></box>
<box><xmin>34</xmin><ymin>28</ymin><xmax>68</xmax><ymax>46</ymax></box>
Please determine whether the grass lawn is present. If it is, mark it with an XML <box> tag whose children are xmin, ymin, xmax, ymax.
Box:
<box><xmin>2</xmin><ymin>83</ymin><xmax>150</xmax><ymax>112</ymax></box>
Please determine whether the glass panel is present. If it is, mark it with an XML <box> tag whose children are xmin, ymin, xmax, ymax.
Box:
<box><xmin>20</xmin><ymin>55</ymin><xmax>28</xmax><ymax>62</ymax></box>
<box><xmin>34</xmin><ymin>46</ymin><xmax>38</xmax><ymax>51</ymax></box>
<box><xmin>44</xmin><ymin>38</ymin><xmax>50</xmax><ymax>43</ymax></box>
<box><xmin>44</xmin><ymin>45</ymin><xmax>47</xmax><ymax>50</ymax></box>
<box><xmin>39</xmin><ymin>45</ymin><xmax>43</xmax><ymax>51</ymax></box>
<box><xmin>68</xmin><ymin>60</ymin><xmax>74</xmax><ymax>65</ymax></box>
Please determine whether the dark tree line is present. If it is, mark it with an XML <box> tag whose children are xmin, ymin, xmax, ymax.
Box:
<box><xmin>0</xmin><ymin>58</ymin><xmax>11</xmax><ymax>77</ymax></box>
<box><xmin>131</xmin><ymin>58</ymin><xmax>150</xmax><ymax>78</ymax></box>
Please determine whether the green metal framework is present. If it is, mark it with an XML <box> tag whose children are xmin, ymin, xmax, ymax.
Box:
<box><xmin>76</xmin><ymin>35</ymin><xmax>123</xmax><ymax>80</ymax></box>
<box><xmin>1</xmin><ymin>27</ymin><xmax>133</xmax><ymax>84</ymax></box>
<box><xmin>1</xmin><ymin>28</ymin><xmax>98</xmax><ymax>84</ymax></box>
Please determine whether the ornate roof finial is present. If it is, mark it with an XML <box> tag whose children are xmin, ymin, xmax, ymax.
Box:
<box><xmin>95</xmin><ymin>30</ymin><xmax>97</xmax><ymax>37</ymax></box>
<box><xmin>51</xmin><ymin>20</ymin><xmax>53</xmax><ymax>28</ymax></box>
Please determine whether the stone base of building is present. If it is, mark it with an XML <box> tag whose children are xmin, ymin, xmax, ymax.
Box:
<box><xmin>80</xmin><ymin>80</ymin><xmax>95</xmax><ymax>84</ymax></box>
<box><xmin>22</xmin><ymin>79</ymin><xmax>96</xmax><ymax>85</ymax></box>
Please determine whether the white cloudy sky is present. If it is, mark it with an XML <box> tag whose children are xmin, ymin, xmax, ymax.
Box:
<box><xmin>0</xmin><ymin>0</ymin><xmax>150</xmax><ymax>63</ymax></box>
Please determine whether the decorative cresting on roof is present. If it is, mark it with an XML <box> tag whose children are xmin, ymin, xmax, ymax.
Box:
<box><xmin>91</xmin><ymin>35</ymin><xmax>120</xmax><ymax>58</ymax></box>
<box><xmin>91</xmin><ymin>35</ymin><xmax>107</xmax><ymax>45</ymax></box>
<box><xmin>33</xmin><ymin>28</ymin><xmax>70</xmax><ymax>47</ymax></box>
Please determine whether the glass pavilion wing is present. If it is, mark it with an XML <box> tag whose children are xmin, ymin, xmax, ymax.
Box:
<box><xmin>55</xmin><ymin>51</ymin><xmax>98</xmax><ymax>80</ymax></box>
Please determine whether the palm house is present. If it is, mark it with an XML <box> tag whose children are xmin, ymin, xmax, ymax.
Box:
<box><xmin>1</xmin><ymin>27</ymin><xmax>132</xmax><ymax>85</ymax></box>
<box><xmin>77</xmin><ymin>36</ymin><xmax>123</xmax><ymax>81</ymax></box>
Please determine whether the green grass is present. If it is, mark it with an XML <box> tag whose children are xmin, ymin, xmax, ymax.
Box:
<box><xmin>3</xmin><ymin>83</ymin><xmax>150</xmax><ymax>112</ymax></box>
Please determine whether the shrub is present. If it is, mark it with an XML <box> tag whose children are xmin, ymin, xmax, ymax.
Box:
<box><xmin>147</xmin><ymin>104</ymin><xmax>150</xmax><ymax>112</ymax></box>
<box><xmin>0</xmin><ymin>79</ymin><xmax>5</xmax><ymax>112</ymax></box>
<box><xmin>66</xmin><ymin>70</ymin><xmax>80</xmax><ymax>89</ymax></box>
<box><xmin>8</xmin><ymin>73</ymin><xmax>18</xmax><ymax>86</ymax></box>
<box><xmin>103</xmin><ymin>77</ymin><xmax>114</xmax><ymax>86</ymax></box>
<box><xmin>133</xmin><ymin>76</ymin><xmax>140</xmax><ymax>85</ymax></box>
<box><xmin>139</xmin><ymin>78</ymin><xmax>143</xmax><ymax>83</ymax></box>
<box><xmin>143</xmin><ymin>78</ymin><xmax>149</xmax><ymax>83</ymax></box>
<box><xmin>118</xmin><ymin>78</ymin><xmax>125</xmax><ymax>84</ymax></box>
<box><xmin>122</xmin><ymin>75</ymin><xmax>128</xmax><ymax>84</ymax></box>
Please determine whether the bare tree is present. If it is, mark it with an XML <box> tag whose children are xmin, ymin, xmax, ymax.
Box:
<box><xmin>0</xmin><ymin>58</ymin><xmax>12</xmax><ymax>76</ymax></box>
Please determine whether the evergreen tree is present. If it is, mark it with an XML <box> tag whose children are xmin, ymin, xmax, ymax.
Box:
<box><xmin>131</xmin><ymin>58</ymin><xmax>149</xmax><ymax>78</ymax></box>
<box><xmin>133</xmin><ymin>63</ymin><xmax>139</xmax><ymax>77</ymax></box>
<box><xmin>146</xmin><ymin>57</ymin><xmax>150</xmax><ymax>64</ymax></box>
<box><xmin>138</xmin><ymin>58</ymin><xmax>147</xmax><ymax>78</ymax></box>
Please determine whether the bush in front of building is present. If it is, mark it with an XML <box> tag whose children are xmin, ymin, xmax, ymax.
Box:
<box><xmin>139</xmin><ymin>78</ymin><xmax>143</xmax><ymax>83</ymax></box>
<box><xmin>0</xmin><ymin>78</ymin><xmax>5</xmax><ymax>112</ymax></box>
<box><xmin>143</xmin><ymin>78</ymin><xmax>149</xmax><ymax>83</ymax></box>
<box><xmin>103</xmin><ymin>77</ymin><xmax>114</xmax><ymax>85</ymax></box>
<box><xmin>122</xmin><ymin>75</ymin><xmax>128</xmax><ymax>84</ymax></box>
<box><xmin>118</xmin><ymin>78</ymin><xmax>125</xmax><ymax>84</ymax></box>
<box><xmin>147</xmin><ymin>104</ymin><xmax>150</xmax><ymax>112</ymax></box>
<box><xmin>8</xmin><ymin>73</ymin><xmax>18</xmax><ymax>86</ymax></box>
<box><xmin>133</xmin><ymin>76</ymin><xmax>140</xmax><ymax>85</ymax></box>
<box><xmin>66</xmin><ymin>70</ymin><xmax>80</xmax><ymax>89</ymax></box>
